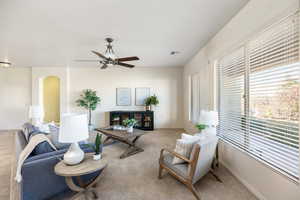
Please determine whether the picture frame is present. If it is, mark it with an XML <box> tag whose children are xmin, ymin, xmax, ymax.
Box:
<box><xmin>135</xmin><ymin>88</ymin><xmax>150</xmax><ymax>106</ymax></box>
<box><xmin>116</xmin><ymin>88</ymin><xmax>131</xmax><ymax>106</ymax></box>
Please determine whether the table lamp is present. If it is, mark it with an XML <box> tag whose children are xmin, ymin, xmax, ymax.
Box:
<box><xmin>198</xmin><ymin>110</ymin><xmax>219</xmax><ymax>136</ymax></box>
<box><xmin>29</xmin><ymin>105</ymin><xmax>44</xmax><ymax>126</ymax></box>
<box><xmin>59</xmin><ymin>114</ymin><xmax>89</xmax><ymax>165</ymax></box>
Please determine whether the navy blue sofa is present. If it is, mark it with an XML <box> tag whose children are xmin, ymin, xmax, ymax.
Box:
<box><xmin>16</xmin><ymin>130</ymin><xmax>102</xmax><ymax>200</ymax></box>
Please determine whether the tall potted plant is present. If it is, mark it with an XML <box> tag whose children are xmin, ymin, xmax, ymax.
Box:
<box><xmin>145</xmin><ymin>95</ymin><xmax>159</xmax><ymax>111</ymax></box>
<box><xmin>76</xmin><ymin>89</ymin><xmax>101</xmax><ymax>130</ymax></box>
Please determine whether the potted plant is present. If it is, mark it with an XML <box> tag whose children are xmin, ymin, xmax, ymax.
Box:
<box><xmin>123</xmin><ymin>119</ymin><xmax>138</xmax><ymax>133</ymax></box>
<box><xmin>195</xmin><ymin>124</ymin><xmax>208</xmax><ymax>132</ymax></box>
<box><xmin>145</xmin><ymin>95</ymin><xmax>159</xmax><ymax>111</ymax></box>
<box><xmin>86</xmin><ymin>133</ymin><xmax>103</xmax><ymax>160</ymax></box>
<box><xmin>76</xmin><ymin>89</ymin><xmax>101</xmax><ymax>131</ymax></box>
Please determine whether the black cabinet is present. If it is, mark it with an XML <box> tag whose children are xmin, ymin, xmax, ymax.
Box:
<box><xmin>109</xmin><ymin>111</ymin><xmax>154</xmax><ymax>131</ymax></box>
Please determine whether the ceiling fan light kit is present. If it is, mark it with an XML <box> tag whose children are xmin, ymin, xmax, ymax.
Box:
<box><xmin>0</xmin><ymin>61</ymin><xmax>11</xmax><ymax>68</ymax></box>
<box><xmin>77</xmin><ymin>38</ymin><xmax>139</xmax><ymax>69</ymax></box>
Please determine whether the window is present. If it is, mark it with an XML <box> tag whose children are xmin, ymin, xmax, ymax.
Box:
<box><xmin>218</xmin><ymin>12</ymin><xmax>300</xmax><ymax>180</ymax></box>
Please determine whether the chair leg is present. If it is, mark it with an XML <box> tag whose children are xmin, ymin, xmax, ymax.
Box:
<box><xmin>210</xmin><ymin>170</ymin><xmax>222</xmax><ymax>183</ymax></box>
<box><xmin>158</xmin><ymin>165</ymin><xmax>163</xmax><ymax>179</ymax></box>
<box><xmin>187</xmin><ymin>184</ymin><xmax>201</xmax><ymax>200</ymax></box>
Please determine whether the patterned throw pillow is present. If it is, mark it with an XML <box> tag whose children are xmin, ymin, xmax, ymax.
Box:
<box><xmin>48</xmin><ymin>124</ymin><xmax>69</xmax><ymax>149</ymax></box>
<box><xmin>172</xmin><ymin>133</ymin><xmax>202</xmax><ymax>164</ymax></box>
<box><xmin>22</xmin><ymin>123</ymin><xmax>40</xmax><ymax>142</ymax></box>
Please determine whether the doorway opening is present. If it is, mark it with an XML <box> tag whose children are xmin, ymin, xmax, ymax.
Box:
<box><xmin>43</xmin><ymin>76</ymin><xmax>60</xmax><ymax>123</ymax></box>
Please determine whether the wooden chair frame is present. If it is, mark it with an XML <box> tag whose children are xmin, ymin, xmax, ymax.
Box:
<box><xmin>158</xmin><ymin>145</ymin><xmax>221</xmax><ymax>200</ymax></box>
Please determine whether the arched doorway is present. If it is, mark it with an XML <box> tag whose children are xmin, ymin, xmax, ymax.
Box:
<box><xmin>43</xmin><ymin>76</ymin><xmax>60</xmax><ymax>123</ymax></box>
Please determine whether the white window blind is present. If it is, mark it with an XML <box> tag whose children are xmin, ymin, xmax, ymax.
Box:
<box><xmin>218</xmin><ymin>47</ymin><xmax>246</xmax><ymax>148</ymax></box>
<box><xmin>218</xmin><ymin>12</ymin><xmax>300</xmax><ymax>180</ymax></box>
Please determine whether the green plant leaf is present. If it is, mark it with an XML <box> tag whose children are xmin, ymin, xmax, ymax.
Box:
<box><xmin>196</xmin><ymin>124</ymin><xmax>207</xmax><ymax>131</ymax></box>
<box><xmin>145</xmin><ymin>95</ymin><xmax>159</xmax><ymax>106</ymax></box>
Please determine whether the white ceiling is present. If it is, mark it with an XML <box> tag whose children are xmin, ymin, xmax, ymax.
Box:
<box><xmin>0</xmin><ymin>0</ymin><xmax>249</xmax><ymax>68</ymax></box>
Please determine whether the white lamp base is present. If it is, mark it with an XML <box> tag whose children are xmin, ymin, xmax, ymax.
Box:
<box><xmin>63</xmin><ymin>142</ymin><xmax>84</xmax><ymax>165</ymax></box>
<box><xmin>202</xmin><ymin>127</ymin><xmax>217</xmax><ymax>137</ymax></box>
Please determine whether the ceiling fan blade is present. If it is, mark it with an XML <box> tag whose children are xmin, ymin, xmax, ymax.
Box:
<box><xmin>115</xmin><ymin>56</ymin><xmax>139</xmax><ymax>62</ymax></box>
<box><xmin>74</xmin><ymin>59</ymin><xmax>101</xmax><ymax>62</ymax></box>
<box><xmin>91</xmin><ymin>51</ymin><xmax>108</xmax><ymax>60</ymax></box>
<box><xmin>101</xmin><ymin>64</ymin><xmax>108</xmax><ymax>69</ymax></box>
<box><xmin>117</xmin><ymin>62</ymin><xmax>135</xmax><ymax>68</ymax></box>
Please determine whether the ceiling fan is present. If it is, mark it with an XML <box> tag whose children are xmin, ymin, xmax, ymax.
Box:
<box><xmin>75</xmin><ymin>38</ymin><xmax>140</xmax><ymax>69</ymax></box>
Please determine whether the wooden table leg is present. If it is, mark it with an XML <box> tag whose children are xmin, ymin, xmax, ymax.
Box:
<box><xmin>119</xmin><ymin>136</ymin><xmax>144</xmax><ymax>159</ymax></box>
<box><xmin>103</xmin><ymin>136</ymin><xmax>112</xmax><ymax>144</ymax></box>
<box><xmin>65</xmin><ymin>166</ymin><xmax>106</xmax><ymax>200</ymax></box>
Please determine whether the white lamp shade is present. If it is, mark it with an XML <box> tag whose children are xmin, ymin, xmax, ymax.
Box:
<box><xmin>198</xmin><ymin>110</ymin><xmax>219</xmax><ymax>126</ymax></box>
<box><xmin>29</xmin><ymin>105</ymin><xmax>44</xmax><ymax>119</ymax></box>
<box><xmin>59</xmin><ymin>114</ymin><xmax>89</xmax><ymax>143</ymax></box>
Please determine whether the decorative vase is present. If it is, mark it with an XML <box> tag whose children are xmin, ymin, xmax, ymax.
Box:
<box><xmin>127</xmin><ymin>126</ymin><xmax>134</xmax><ymax>133</ymax></box>
<box><xmin>146</xmin><ymin>105</ymin><xmax>151</xmax><ymax>111</ymax></box>
<box><xmin>93</xmin><ymin>153</ymin><xmax>101</xmax><ymax>160</ymax></box>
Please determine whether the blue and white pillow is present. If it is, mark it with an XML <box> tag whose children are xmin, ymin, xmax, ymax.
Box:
<box><xmin>22</xmin><ymin>123</ymin><xmax>40</xmax><ymax>142</ymax></box>
<box><xmin>48</xmin><ymin>124</ymin><xmax>69</xmax><ymax>149</ymax></box>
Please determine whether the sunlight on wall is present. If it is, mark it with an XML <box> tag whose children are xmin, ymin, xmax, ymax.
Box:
<box><xmin>43</xmin><ymin>76</ymin><xmax>60</xmax><ymax>123</ymax></box>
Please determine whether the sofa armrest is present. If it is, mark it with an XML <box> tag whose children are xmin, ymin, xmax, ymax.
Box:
<box><xmin>22</xmin><ymin>153</ymin><xmax>67</xmax><ymax>200</ymax></box>
<box><xmin>21</xmin><ymin>145</ymin><xmax>94</xmax><ymax>200</ymax></box>
<box><xmin>21</xmin><ymin>146</ymin><xmax>94</xmax><ymax>200</ymax></box>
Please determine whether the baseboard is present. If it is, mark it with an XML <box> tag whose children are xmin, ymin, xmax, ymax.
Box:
<box><xmin>220</xmin><ymin>160</ymin><xmax>267</xmax><ymax>200</ymax></box>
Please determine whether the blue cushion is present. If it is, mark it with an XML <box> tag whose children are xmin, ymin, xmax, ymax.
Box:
<box><xmin>33</xmin><ymin>141</ymin><xmax>55</xmax><ymax>155</ymax></box>
<box><xmin>29</xmin><ymin>132</ymin><xmax>56</xmax><ymax>156</ymax></box>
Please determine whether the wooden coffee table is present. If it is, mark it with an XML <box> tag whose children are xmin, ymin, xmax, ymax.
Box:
<box><xmin>54</xmin><ymin>153</ymin><xmax>107</xmax><ymax>200</ymax></box>
<box><xmin>95</xmin><ymin>128</ymin><xmax>147</xmax><ymax>159</ymax></box>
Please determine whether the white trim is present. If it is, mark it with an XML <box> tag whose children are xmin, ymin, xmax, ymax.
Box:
<box><xmin>220</xmin><ymin>160</ymin><xmax>267</xmax><ymax>200</ymax></box>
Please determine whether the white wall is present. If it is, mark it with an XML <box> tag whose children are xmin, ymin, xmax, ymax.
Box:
<box><xmin>0</xmin><ymin>67</ymin><xmax>32</xmax><ymax>129</ymax></box>
<box><xmin>183</xmin><ymin>0</ymin><xmax>300</xmax><ymax>199</ymax></box>
<box><xmin>0</xmin><ymin>66</ymin><xmax>183</xmax><ymax>129</ymax></box>
<box><xmin>68</xmin><ymin>67</ymin><xmax>183</xmax><ymax>128</ymax></box>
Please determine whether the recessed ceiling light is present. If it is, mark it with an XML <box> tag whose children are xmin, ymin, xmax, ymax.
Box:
<box><xmin>170</xmin><ymin>51</ymin><xmax>180</xmax><ymax>55</ymax></box>
<box><xmin>0</xmin><ymin>61</ymin><xmax>11</xmax><ymax>68</ymax></box>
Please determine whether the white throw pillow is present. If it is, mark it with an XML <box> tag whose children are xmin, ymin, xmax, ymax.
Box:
<box><xmin>193</xmin><ymin>133</ymin><xmax>206</xmax><ymax>140</ymax></box>
<box><xmin>172</xmin><ymin>133</ymin><xmax>201</xmax><ymax>164</ymax></box>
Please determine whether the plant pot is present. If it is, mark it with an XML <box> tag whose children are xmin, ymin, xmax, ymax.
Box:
<box><xmin>93</xmin><ymin>153</ymin><xmax>102</xmax><ymax>160</ymax></box>
<box><xmin>127</xmin><ymin>126</ymin><xmax>134</xmax><ymax>133</ymax></box>
<box><xmin>145</xmin><ymin>105</ymin><xmax>151</xmax><ymax>111</ymax></box>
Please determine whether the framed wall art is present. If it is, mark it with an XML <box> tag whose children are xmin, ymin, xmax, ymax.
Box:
<box><xmin>116</xmin><ymin>88</ymin><xmax>131</xmax><ymax>106</ymax></box>
<box><xmin>135</xmin><ymin>87</ymin><xmax>150</xmax><ymax>106</ymax></box>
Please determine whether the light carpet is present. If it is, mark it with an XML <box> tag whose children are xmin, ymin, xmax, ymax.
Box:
<box><xmin>84</xmin><ymin>129</ymin><xmax>258</xmax><ymax>200</ymax></box>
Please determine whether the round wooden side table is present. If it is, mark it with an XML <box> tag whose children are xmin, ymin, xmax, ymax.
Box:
<box><xmin>54</xmin><ymin>153</ymin><xmax>107</xmax><ymax>200</ymax></box>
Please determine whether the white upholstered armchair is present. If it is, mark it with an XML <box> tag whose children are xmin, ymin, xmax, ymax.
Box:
<box><xmin>158</xmin><ymin>135</ymin><xmax>221</xmax><ymax>200</ymax></box>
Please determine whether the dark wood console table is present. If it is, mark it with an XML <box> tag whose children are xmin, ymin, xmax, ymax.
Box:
<box><xmin>109</xmin><ymin>111</ymin><xmax>154</xmax><ymax>131</ymax></box>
